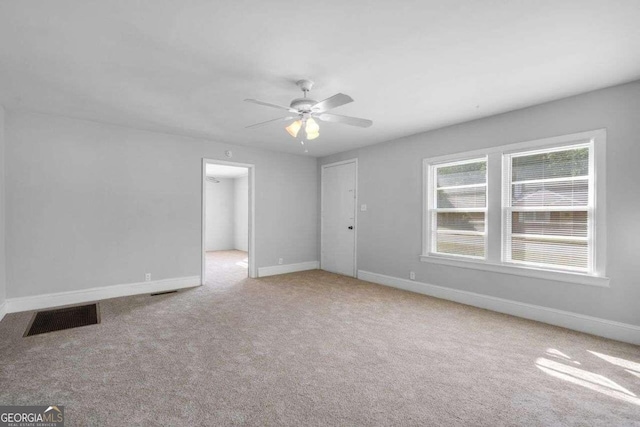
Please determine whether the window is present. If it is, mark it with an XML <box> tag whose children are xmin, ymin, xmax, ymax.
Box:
<box><xmin>503</xmin><ymin>143</ymin><xmax>593</xmax><ymax>273</ymax></box>
<box><xmin>422</xmin><ymin>129</ymin><xmax>607</xmax><ymax>286</ymax></box>
<box><xmin>427</xmin><ymin>158</ymin><xmax>487</xmax><ymax>259</ymax></box>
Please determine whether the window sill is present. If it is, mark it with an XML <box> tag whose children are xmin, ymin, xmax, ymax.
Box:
<box><xmin>419</xmin><ymin>254</ymin><xmax>609</xmax><ymax>287</ymax></box>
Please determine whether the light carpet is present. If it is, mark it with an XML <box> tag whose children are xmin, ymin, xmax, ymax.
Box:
<box><xmin>1</xmin><ymin>251</ymin><xmax>639</xmax><ymax>426</ymax></box>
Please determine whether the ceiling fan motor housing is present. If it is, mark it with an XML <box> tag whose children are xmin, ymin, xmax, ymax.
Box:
<box><xmin>290</xmin><ymin>98</ymin><xmax>318</xmax><ymax>113</ymax></box>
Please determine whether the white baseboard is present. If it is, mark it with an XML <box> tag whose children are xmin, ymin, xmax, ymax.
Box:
<box><xmin>6</xmin><ymin>276</ymin><xmax>201</xmax><ymax>314</ymax></box>
<box><xmin>0</xmin><ymin>301</ymin><xmax>6</xmax><ymax>322</ymax></box>
<box><xmin>357</xmin><ymin>270</ymin><xmax>640</xmax><ymax>345</ymax></box>
<box><xmin>258</xmin><ymin>261</ymin><xmax>319</xmax><ymax>277</ymax></box>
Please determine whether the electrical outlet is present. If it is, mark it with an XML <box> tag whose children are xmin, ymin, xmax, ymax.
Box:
<box><xmin>278</xmin><ymin>258</ymin><xmax>283</xmax><ymax>265</ymax></box>
<box><xmin>361</xmin><ymin>204</ymin><xmax>367</xmax><ymax>211</ymax></box>
<box><xmin>145</xmin><ymin>273</ymin><xmax>151</xmax><ymax>282</ymax></box>
<box><xmin>409</xmin><ymin>271</ymin><xmax>415</xmax><ymax>280</ymax></box>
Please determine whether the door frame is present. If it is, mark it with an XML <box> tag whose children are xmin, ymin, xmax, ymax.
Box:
<box><xmin>201</xmin><ymin>158</ymin><xmax>257</xmax><ymax>283</ymax></box>
<box><xmin>320</xmin><ymin>158</ymin><xmax>358</xmax><ymax>277</ymax></box>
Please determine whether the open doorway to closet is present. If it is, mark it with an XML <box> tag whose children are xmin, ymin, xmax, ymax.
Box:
<box><xmin>202</xmin><ymin>159</ymin><xmax>256</xmax><ymax>285</ymax></box>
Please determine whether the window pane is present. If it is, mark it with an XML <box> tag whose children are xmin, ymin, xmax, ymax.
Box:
<box><xmin>506</xmin><ymin>143</ymin><xmax>593</xmax><ymax>272</ymax></box>
<box><xmin>437</xmin><ymin>212</ymin><xmax>485</xmax><ymax>232</ymax></box>
<box><xmin>436</xmin><ymin>233</ymin><xmax>485</xmax><ymax>258</ymax></box>
<box><xmin>512</xmin><ymin>211</ymin><xmax>587</xmax><ymax>237</ymax></box>
<box><xmin>511</xmin><ymin>237</ymin><xmax>588</xmax><ymax>269</ymax></box>
<box><xmin>512</xmin><ymin>179</ymin><xmax>588</xmax><ymax>207</ymax></box>
<box><xmin>437</xmin><ymin>186</ymin><xmax>486</xmax><ymax>208</ymax></box>
<box><xmin>437</xmin><ymin>161</ymin><xmax>486</xmax><ymax>187</ymax></box>
<box><xmin>512</xmin><ymin>147</ymin><xmax>589</xmax><ymax>182</ymax></box>
<box><xmin>431</xmin><ymin>158</ymin><xmax>487</xmax><ymax>259</ymax></box>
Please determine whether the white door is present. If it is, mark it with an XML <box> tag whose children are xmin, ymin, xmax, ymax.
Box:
<box><xmin>321</xmin><ymin>161</ymin><xmax>357</xmax><ymax>276</ymax></box>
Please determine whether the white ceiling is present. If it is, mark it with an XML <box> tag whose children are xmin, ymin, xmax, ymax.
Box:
<box><xmin>1</xmin><ymin>1</ymin><xmax>639</xmax><ymax>157</ymax></box>
<box><xmin>206</xmin><ymin>164</ymin><xmax>248</xmax><ymax>179</ymax></box>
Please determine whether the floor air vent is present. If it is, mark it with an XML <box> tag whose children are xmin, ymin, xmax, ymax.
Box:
<box><xmin>150</xmin><ymin>290</ymin><xmax>178</xmax><ymax>296</ymax></box>
<box><xmin>24</xmin><ymin>304</ymin><xmax>100</xmax><ymax>337</ymax></box>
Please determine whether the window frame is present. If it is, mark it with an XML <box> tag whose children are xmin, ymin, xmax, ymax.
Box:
<box><xmin>502</xmin><ymin>141</ymin><xmax>594</xmax><ymax>274</ymax></box>
<box><xmin>426</xmin><ymin>156</ymin><xmax>488</xmax><ymax>260</ymax></box>
<box><xmin>421</xmin><ymin>129</ymin><xmax>608</xmax><ymax>287</ymax></box>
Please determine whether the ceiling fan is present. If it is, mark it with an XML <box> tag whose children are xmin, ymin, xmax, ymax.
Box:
<box><xmin>244</xmin><ymin>80</ymin><xmax>373</xmax><ymax>140</ymax></box>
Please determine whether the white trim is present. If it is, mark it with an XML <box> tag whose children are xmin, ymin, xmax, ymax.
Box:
<box><xmin>0</xmin><ymin>301</ymin><xmax>7</xmax><ymax>322</ymax></box>
<box><xmin>320</xmin><ymin>158</ymin><xmax>358</xmax><ymax>278</ymax></box>
<box><xmin>511</xmin><ymin>175</ymin><xmax>588</xmax><ymax>185</ymax></box>
<box><xmin>419</xmin><ymin>254</ymin><xmax>609</xmax><ymax>287</ymax></box>
<box><xmin>436</xmin><ymin>229</ymin><xmax>484</xmax><ymax>236</ymax></box>
<box><xmin>258</xmin><ymin>261</ymin><xmax>319</xmax><ymax>277</ymax></box>
<box><xmin>429</xmin><ymin>155</ymin><xmax>488</xmax><ymax>167</ymax></box>
<box><xmin>321</xmin><ymin>158</ymin><xmax>359</xmax><ymax>169</ymax></box>
<box><xmin>357</xmin><ymin>270</ymin><xmax>638</xmax><ymax>345</ymax></box>
<box><xmin>509</xmin><ymin>206</ymin><xmax>589</xmax><ymax>212</ymax></box>
<box><xmin>486</xmin><ymin>153</ymin><xmax>502</xmax><ymax>264</ymax></box>
<box><xmin>436</xmin><ymin>182</ymin><xmax>487</xmax><ymax>191</ymax></box>
<box><xmin>502</xmin><ymin>150</ymin><xmax>512</xmax><ymax>262</ymax></box>
<box><xmin>201</xmin><ymin>158</ymin><xmax>257</xmax><ymax>281</ymax></box>
<box><xmin>431</xmin><ymin>207</ymin><xmax>487</xmax><ymax>213</ymax></box>
<box><xmin>6</xmin><ymin>276</ymin><xmax>201</xmax><ymax>314</ymax></box>
<box><xmin>422</xmin><ymin>157</ymin><xmax>428</xmax><ymax>256</ymax></box>
<box><xmin>510</xmin><ymin>233</ymin><xmax>587</xmax><ymax>242</ymax></box>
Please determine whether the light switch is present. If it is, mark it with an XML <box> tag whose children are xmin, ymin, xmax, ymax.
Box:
<box><xmin>360</xmin><ymin>204</ymin><xmax>367</xmax><ymax>211</ymax></box>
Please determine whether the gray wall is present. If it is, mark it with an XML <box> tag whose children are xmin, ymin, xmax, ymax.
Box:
<box><xmin>234</xmin><ymin>176</ymin><xmax>249</xmax><ymax>252</ymax></box>
<box><xmin>0</xmin><ymin>105</ymin><xmax>5</xmax><ymax>309</ymax></box>
<box><xmin>319</xmin><ymin>80</ymin><xmax>640</xmax><ymax>326</ymax></box>
<box><xmin>5</xmin><ymin>111</ymin><xmax>318</xmax><ymax>298</ymax></box>
<box><xmin>205</xmin><ymin>178</ymin><xmax>235</xmax><ymax>251</ymax></box>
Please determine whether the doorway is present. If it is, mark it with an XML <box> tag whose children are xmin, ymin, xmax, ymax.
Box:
<box><xmin>202</xmin><ymin>159</ymin><xmax>256</xmax><ymax>284</ymax></box>
<box><xmin>321</xmin><ymin>159</ymin><xmax>357</xmax><ymax>277</ymax></box>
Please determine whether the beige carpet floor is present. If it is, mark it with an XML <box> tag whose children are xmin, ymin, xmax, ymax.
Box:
<box><xmin>1</xmin><ymin>251</ymin><xmax>639</xmax><ymax>426</ymax></box>
<box><xmin>205</xmin><ymin>250</ymin><xmax>249</xmax><ymax>286</ymax></box>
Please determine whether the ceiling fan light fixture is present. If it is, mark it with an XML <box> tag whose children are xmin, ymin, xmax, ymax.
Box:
<box><xmin>304</xmin><ymin>118</ymin><xmax>320</xmax><ymax>140</ymax></box>
<box><xmin>305</xmin><ymin>118</ymin><xmax>319</xmax><ymax>134</ymax></box>
<box><xmin>285</xmin><ymin>120</ymin><xmax>302</xmax><ymax>137</ymax></box>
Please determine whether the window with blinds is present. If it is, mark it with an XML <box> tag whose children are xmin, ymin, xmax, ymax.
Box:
<box><xmin>429</xmin><ymin>158</ymin><xmax>487</xmax><ymax>259</ymax></box>
<box><xmin>503</xmin><ymin>143</ymin><xmax>593</xmax><ymax>272</ymax></box>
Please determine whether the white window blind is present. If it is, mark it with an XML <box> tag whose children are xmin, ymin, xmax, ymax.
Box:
<box><xmin>429</xmin><ymin>158</ymin><xmax>487</xmax><ymax>259</ymax></box>
<box><xmin>503</xmin><ymin>143</ymin><xmax>593</xmax><ymax>272</ymax></box>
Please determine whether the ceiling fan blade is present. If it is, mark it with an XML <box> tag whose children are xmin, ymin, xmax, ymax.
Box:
<box><xmin>311</xmin><ymin>93</ymin><xmax>353</xmax><ymax>112</ymax></box>
<box><xmin>244</xmin><ymin>99</ymin><xmax>297</xmax><ymax>113</ymax></box>
<box><xmin>317</xmin><ymin>113</ymin><xmax>373</xmax><ymax>128</ymax></box>
<box><xmin>245</xmin><ymin>116</ymin><xmax>295</xmax><ymax>129</ymax></box>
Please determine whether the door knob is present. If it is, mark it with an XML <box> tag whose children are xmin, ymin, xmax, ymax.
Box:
<box><xmin>348</xmin><ymin>226</ymin><xmax>353</xmax><ymax>230</ymax></box>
